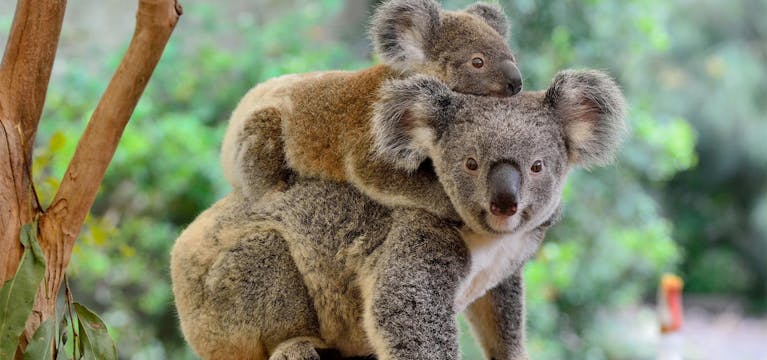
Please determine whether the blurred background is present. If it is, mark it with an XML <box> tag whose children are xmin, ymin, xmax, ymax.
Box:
<box><xmin>1</xmin><ymin>0</ymin><xmax>765</xmax><ymax>359</ymax></box>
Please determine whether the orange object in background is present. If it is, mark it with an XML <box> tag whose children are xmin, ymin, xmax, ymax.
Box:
<box><xmin>657</xmin><ymin>274</ymin><xmax>685</xmax><ymax>360</ymax></box>
<box><xmin>659</xmin><ymin>274</ymin><xmax>684</xmax><ymax>334</ymax></box>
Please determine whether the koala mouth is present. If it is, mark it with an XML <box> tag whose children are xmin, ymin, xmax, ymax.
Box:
<box><xmin>481</xmin><ymin>208</ymin><xmax>526</xmax><ymax>234</ymax></box>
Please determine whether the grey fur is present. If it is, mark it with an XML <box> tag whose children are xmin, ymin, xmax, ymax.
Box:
<box><xmin>371</xmin><ymin>75</ymin><xmax>462</xmax><ymax>171</ymax></box>
<box><xmin>173</xmin><ymin>69</ymin><xmax>627</xmax><ymax>359</ymax></box>
<box><xmin>372</xmin><ymin>70</ymin><xmax>626</xmax><ymax>233</ymax></box>
<box><xmin>465</xmin><ymin>2</ymin><xmax>510</xmax><ymax>38</ymax></box>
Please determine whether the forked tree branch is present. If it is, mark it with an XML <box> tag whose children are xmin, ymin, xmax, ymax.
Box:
<box><xmin>0</xmin><ymin>0</ymin><xmax>67</xmax><ymax>283</ymax></box>
<box><xmin>21</xmin><ymin>0</ymin><xmax>183</xmax><ymax>353</ymax></box>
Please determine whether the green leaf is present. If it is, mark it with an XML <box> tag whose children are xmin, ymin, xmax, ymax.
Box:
<box><xmin>55</xmin><ymin>347</ymin><xmax>67</xmax><ymax>360</ymax></box>
<box><xmin>73</xmin><ymin>303</ymin><xmax>116</xmax><ymax>360</ymax></box>
<box><xmin>23</xmin><ymin>318</ymin><xmax>54</xmax><ymax>360</ymax></box>
<box><xmin>56</xmin><ymin>314</ymin><xmax>68</xmax><ymax>360</ymax></box>
<box><xmin>0</xmin><ymin>223</ymin><xmax>47</xmax><ymax>359</ymax></box>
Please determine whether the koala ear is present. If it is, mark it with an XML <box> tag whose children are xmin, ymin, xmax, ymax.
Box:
<box><xmin>372</xmin><ymin>75</ymin><xmax>458</xmax><ymax>172</ymax></box>
<box><xmin>465</xmin><ymin>2</ymin><xmax>510</xmax><ymax>38</ymax></box>
<box><xmin>370</xmin><ymin>0</ymin><xmax>441</xmax><ymax>72</ymax></box>
<box><xmin>545</xmin><ymin>70</ymin><xmax>628</xmax><ymax>167</ymax></box>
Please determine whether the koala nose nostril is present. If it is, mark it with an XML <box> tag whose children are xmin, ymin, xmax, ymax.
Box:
<box><xmin>508</xmin><ymin>80</ymin><xmax>522</xmax><ymax>96</ymax></box>
<box><xmin>488</xmin><ymin>162</ymin><xmax>521</xmax><ymax>217</ymax></box>
<box><xmin>500</xmin><ymin>60</ymin><xmax>523</xmax><ymax>96</ymax></box>
<box><xmin>490</xmin><ymin>200</ymin><xmax>518</xmax><ymax>217</ymax></box>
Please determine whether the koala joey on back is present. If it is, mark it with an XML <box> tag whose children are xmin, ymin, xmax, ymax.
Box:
<box><xmin>220</xmin><ymin>0</ymin><xmax>522</xmax><ymax>220</ymax></box>
<box><xmin>172</xmin><ymin>70</ymin><xmax>627</xmax><ymax>360</ymax></box>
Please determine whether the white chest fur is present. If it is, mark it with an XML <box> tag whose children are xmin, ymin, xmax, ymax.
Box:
<box><xmin>454</xmin><ymin>229</ymin><xmax>540</xmax><ymax>312</ymax></box>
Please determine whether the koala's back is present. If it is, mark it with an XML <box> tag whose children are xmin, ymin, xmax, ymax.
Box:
<box><xmin>221</xmin><ymin>65</ymin><xmax>399</xmax><ymax>188</ymax></box>
<box><xmin>282</xmin><ymin>65</ymin><xmax>399</xmax><ymax>181</ymax></box>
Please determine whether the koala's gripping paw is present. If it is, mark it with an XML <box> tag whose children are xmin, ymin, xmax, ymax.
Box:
<box><xmin>269</xmin><ymin>338</ymin><xmax>321</xmax><ymax>360</ymax></box>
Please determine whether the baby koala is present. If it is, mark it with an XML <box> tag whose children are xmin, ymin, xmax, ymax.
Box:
<box><xmin>221</xmin><ymin>0</ymin><xmax>522</xmax><ymax>220</ymax></box>
<box><xmin>172</xmin><ymin>70</ymin><xmax>627</xmax><ymax>360</ymax></box>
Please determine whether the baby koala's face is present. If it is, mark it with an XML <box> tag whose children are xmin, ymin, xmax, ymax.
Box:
<box><xmin>427</xmin><ymin>11</ymin><xmax>522</xmax><ymax>98</ymax></box>
<box><xmin>371</xmin><ymin>0</ymin><xmax>523</xmax><ymax>97</ymax></box>
<box><xmin>372</xmin><ymin>70</ymin><xmax>628</xmax><ymax>235</ymax></box>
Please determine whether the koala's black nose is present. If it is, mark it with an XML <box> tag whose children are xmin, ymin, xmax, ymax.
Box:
<box><xmin>501</xmin><ymin>60</ymin><xmax>523</xmax><ymax>96</ymax></box>
<box><xmin>488</xmin><ymin>162</ymin><xmax>521</xmax><ymax>217</ymax></box>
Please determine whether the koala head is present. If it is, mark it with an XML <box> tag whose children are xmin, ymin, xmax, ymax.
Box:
<box><xmin>372</xmin><ymin>70</ymin><xmax>628</xmax><ymax>235</ymax></box>
<box><xmin>370</xmin><ymin>0</ymin><xmax>523</xmax><ymax>97</ymax></box>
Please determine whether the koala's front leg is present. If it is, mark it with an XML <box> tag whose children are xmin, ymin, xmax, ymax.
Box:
<box><xmin>347</xmin><ymin>153</ymin><xmax>459</xmax><ymax>221</ymax></box>
<box><xmin>465</xmin><ymin>271</ymin><xmax>528</xmax><ymax>360</ymax></box>
<box><xmin>361</xmin><ymin>211</ymin><xmax>468</xmax><ymax>360</ymax></box>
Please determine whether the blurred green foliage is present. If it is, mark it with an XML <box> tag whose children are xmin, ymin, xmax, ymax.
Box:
<box><xmin>1</xmin><ymin>0</ymin><xmax>764</xmax><ymax>358</ymax></box>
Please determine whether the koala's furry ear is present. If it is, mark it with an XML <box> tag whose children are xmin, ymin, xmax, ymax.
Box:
<box><xmin>465</xmin><ymin>2</ymin><xmax>510</xmax><ymax>38</ymax></box>
<box><xmin>372</xmin><ymin>75</ymin><xmax>458</xmax><ymax>172</ymax></box>
<box><xmin>546</xmin><ymin>70</ymin><xmax>628</xmax><ymax>167</ymax></box>
<box><xmin>370</xmin><ymin>0</ymin><xmax>441</xmax><ymax>72</ymax></box>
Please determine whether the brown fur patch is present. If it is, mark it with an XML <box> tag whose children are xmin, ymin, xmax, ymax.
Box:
<box><xmin>282</xmin><ymin>65</ymin><xmax>400</xmax><ymax>181</ymax></box>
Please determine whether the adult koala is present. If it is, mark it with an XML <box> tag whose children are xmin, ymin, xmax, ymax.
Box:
<box><xmin>171</xmin><ymin>70</ymin><xmax>627</xmax><ymax>360</ymax></box>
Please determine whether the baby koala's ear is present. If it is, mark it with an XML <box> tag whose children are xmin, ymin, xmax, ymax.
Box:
<box><xmin>370</xmin><ymin>0</ymin><xmax>441</xmax><ymax>72</ymax></box>
<box><xmin>372</xmin><ymin>75</ymin><xmax>458</xmax><ymax>172</ymax></box>
<box><xmin>465</xmin><ymin>2</ymin><xmax>510</xmax><ymax>39</ymax></box>
<box><xmin>545</xmin><ymin>70</ymin><xmax>628</xmax><ymax>167</ymax></box>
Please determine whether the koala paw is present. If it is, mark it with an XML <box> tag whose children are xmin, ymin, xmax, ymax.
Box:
<box><xmin>269</xmin><ymin>339</ymin><xmax>321</xmax><ymax>360</ymax></box>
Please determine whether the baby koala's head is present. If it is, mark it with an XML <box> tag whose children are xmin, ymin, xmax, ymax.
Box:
<box><xmin>371</xmin><ymin>0</ymin><xmax>523</xmax><ymax>97</ymax></box>
<box><xmin>372</xmin><ymin>70</ymin><xmax>628</xmax><ymax>235</ymax></box>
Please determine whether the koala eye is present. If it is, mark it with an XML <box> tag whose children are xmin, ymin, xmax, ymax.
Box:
<box><xmin>465</xmin><ymin>157</ymin><xmax>480</xmax><ymax>173</ymax></box>
<box><xmin>531</xmin><ymin>160</ymin><xmax>544</xmax><ymax>173</ymax></box>
<box><xmin>471</xmin><ymin>57</ymin><xmax>485</xmax><ymax>69</ymax></box>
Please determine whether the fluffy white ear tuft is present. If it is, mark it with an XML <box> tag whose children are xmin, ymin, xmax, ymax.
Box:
<box><xmin>369</xmin><ymin>0</ymin><xmax>441</xmax><ymax>72</ymax></box>
<box><xmin>371</xmin><ymin>75</ymin><xmax>457</xmax><ymax>172</ymax></box>
<box><xmin>545</xmin><ymin>69</ymin><xmax>628</xmax><ymax>167</ymax></box>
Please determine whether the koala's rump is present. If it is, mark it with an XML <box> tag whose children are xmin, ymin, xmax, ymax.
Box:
<box><xmin>171</xmin><ymin>183</ymin><xmax>393</xmax><ymax>358</ymax></box>
<box><xmin>171</xmin><ymin>195</ymin><xmax>299</xmax><ymax>358</ymax></box>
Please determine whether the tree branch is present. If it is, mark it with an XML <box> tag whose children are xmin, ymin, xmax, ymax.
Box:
<box><xmin>0</xmin><ymin>0</ymin><xmax>66</xmax><ymax>283</ymax></box>
<box><xmin>0</xmin><ymin>0</ymin><xmax>67</xmax><ymax>166</ymax></box>
<box><xmin>23</xmin><ymin>0</ymin><xmax>183</xmax><ymax>350</ymax></box>
<box><xmin>0</xmin><ymin>119</ymin><xmax>26</xmax><ymax>281</ymax></box>
<box><xmin>48</xmin><ymin>0</ymin><xmax>182</xmax><ymax>260</ymax></box>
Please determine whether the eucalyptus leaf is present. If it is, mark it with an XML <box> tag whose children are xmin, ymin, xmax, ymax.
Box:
<box><xmin>0</xmin><ymin>223</ymin><xmax>47</xmax><ymax>359</ymax></box>
<box><xmin>55</xmin><ymin>346</ymin><xmax>67</xmax><ymax>360</ymax></box>
<box><xmin>54</xmin><ymin>315</ymin><xmax>67</xmax><ymax>360</ymax></box>
<box><xmin>58</xmin><ymin>313</ymin><xmax>68</xmax><ymax>350</ymax></box>
<box><xmin>73</xmin><ymin>303</ymin><xmax>116</xmax><ymax>360</ymax></box>
<box><xmin>23</xmin><ymin>318</ymin><xmax>54</xmax><ymax>360</ymax></box>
